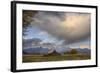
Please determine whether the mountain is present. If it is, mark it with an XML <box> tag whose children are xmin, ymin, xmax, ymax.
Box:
<box><xmin>23</xmin><ymin>47</ymin><xmax>49</xmax><ymax>55</ymax></box>
<box><xmin>76</xmin><ymin>48</ymin><xmax>91</xmax><ymax>55</ymax></box>
<box><xmin>23</xmin><ymin>47</ymin><xmax>91</xmax><ymax>55</ymax></box>
<box><xmin>62</xmin><ymin>48</ymin><xmax>91</xmax><ymax>55</ymax></box>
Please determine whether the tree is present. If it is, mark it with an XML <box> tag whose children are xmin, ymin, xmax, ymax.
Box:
<box><xmin>23</xmin><ymin>10</ymin><xmax>38</xmax><ymax>35</ymax></box>
<box><xmin>69</xmin><ymin>49</ymin><xmax>78</xmax><ymax>54</ymax></box>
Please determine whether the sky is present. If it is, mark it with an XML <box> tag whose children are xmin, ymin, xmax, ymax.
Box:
<box><xmin>23</xmin><ymin>26</ymin><xmax>63</xmax><ymax>45</ymax></box>
<box><xmin>23</xmin><ymin>11</ymin><xmax>91</xmax><ymax>48</ymax></box>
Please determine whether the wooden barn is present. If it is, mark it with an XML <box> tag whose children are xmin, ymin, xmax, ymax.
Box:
<box><xmin>44</xmin><ymin>49</ymin><xmax>60</xmax><ymax>56</ymax></box>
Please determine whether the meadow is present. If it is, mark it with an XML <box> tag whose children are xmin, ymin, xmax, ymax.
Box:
<box><xmin>23</xmin><ymin>54</ymin><xmax>91</xmax><ymax>63</ymax></box>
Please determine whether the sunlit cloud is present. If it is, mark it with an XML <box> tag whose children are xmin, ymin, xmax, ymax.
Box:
<box><xmin>38</xmin><ymin>31</ymin><xmax>49</xmax><ymax>36</ymax></box>
<box><xmin>30</xmin><ymin>11</ymin><xmax>91</xmax><ymax>45</ymax></box>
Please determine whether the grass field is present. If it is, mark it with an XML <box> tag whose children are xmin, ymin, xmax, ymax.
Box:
<box><xmin>23</xmin><ymin>54</ymin><xmax>91</xmax><ymax>63</ymax></box>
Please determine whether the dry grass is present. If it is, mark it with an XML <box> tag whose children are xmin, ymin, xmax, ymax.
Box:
<box><xmin>23</xmin><ymin>54</ymin><xmax>91</xmax><ymax>63</ymax></box>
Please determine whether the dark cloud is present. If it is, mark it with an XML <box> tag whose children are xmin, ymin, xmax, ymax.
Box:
<box><xmin>23</xmin><ymin>38</ymin><xmax>42</xmax><ymax>48</ymax></box>
<box><xmin>30</xmin><ymin>11</ymin><xmax>91</xmax><ymax>45</ymax></box>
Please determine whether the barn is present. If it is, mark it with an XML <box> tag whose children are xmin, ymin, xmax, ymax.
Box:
<box><xmin>44</xmin><ymin>49</ymin><xmax>61</xmax><ymax>56</ymax></box>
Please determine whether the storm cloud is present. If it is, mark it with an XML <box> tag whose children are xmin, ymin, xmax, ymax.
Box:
<box><xmin>30</xmin><ymin>11</ymin><xmax>91</xmax><ymax>44</ymax></box>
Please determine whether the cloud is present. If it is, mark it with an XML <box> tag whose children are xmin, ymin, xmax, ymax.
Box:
<box><xmin>30</xmin><ymin>11</ymin><xmax>91</xmax><ymax>45</ymax></box>
<box><xmin>80</xmin><ymin>45</ymin><xmax>90</xmax><ymax>49</ymax></box>
<box><xmin>38</xmin><ymin>31</ymin><xmax>49</xmax><ymax>36</ymax></box>
<box><xmin>23</xmin><ymin>38</ymin><xmax>42</xmax><ymax>48</ymax></box>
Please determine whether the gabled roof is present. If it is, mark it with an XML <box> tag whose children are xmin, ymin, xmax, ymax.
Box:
<box><xmin>45</xmin><ymin>49</ymin><xmax>60</xmax><ymax>56</ymax></box>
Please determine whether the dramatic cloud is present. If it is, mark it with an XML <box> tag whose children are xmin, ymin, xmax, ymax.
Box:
<box><xmin>23</xmin><ymin>38</ymin><xmax>42</xmax><ymax>48</ymax></box>
<box><xmin>38</xmin><ymin>31</ymin><xmax>49</xmax><ymax>36</ymax></box>
<box><xmin>30</xmin><ymin>11</ymin><xmax>91</xmax><ymax>45</ymax></box>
